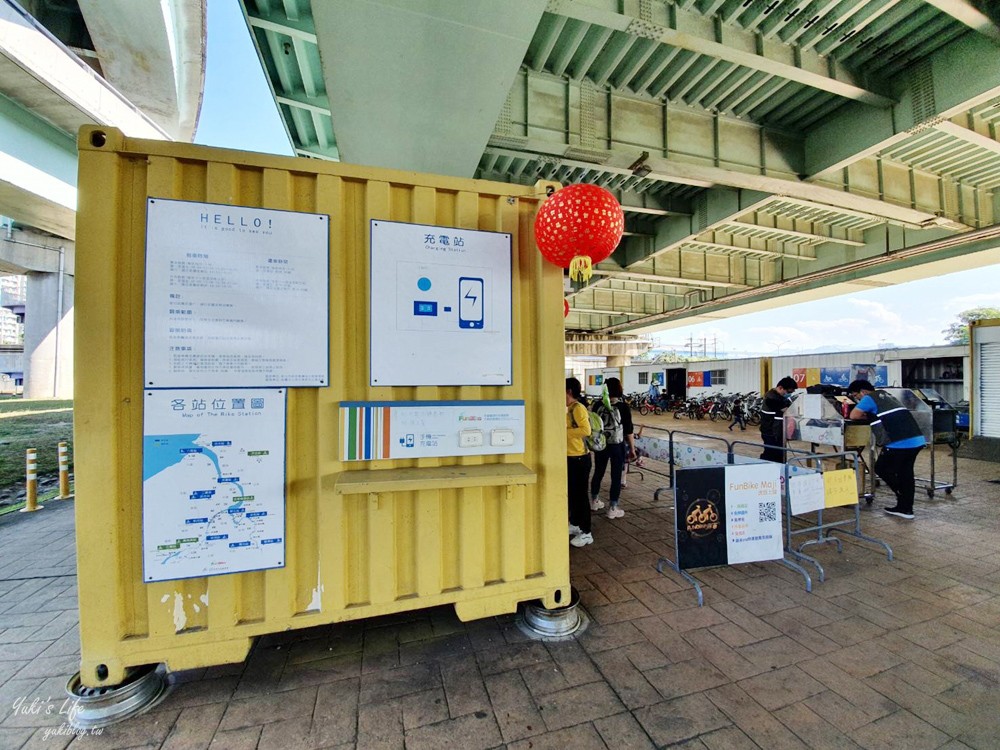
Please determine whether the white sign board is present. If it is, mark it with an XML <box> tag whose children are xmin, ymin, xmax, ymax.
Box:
<box><xmin>144</xmin><ymin>198</ymin><xmax>329</xmax><ymax>388</ymax></box>
<box><xmin>341</xmin><ymin>400</ymin><xmax>524</xmax><ymax>460</ymax></box>
<box><xmin>724</xmin><ymin>463</ymin><xmax>784</xmax><ymax>565</ymax></box>
<box><xmin>788</xmin><ymin>473</ymin><xmax>826</xmax><ymax>515</ymax></box>
<box><xmin>142</xmin><ymin>388</ymin><xmax>286</xmax><ymax>582</ymax></box>
<box><xmin>369</xmin><ymin>220</ymin><xmax>512</xmax><ymax>386</ymax></box>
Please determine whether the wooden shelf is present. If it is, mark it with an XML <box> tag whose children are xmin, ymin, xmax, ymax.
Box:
<box><xmin>330</xmin><ymin>463</ymin><xmax>537</xmax><ymax>495</ymax></box>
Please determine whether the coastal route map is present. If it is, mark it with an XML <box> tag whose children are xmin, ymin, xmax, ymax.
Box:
<box><xmin>142</xmin><ymin>388</ymin><xmax>286</xmax><ymax>582</ymax></box>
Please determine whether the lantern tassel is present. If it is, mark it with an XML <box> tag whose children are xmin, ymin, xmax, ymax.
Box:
<box><xmin>568</xmin><ymin>255</ymin><xmax>593</xmax><ymax>282</ymax></box>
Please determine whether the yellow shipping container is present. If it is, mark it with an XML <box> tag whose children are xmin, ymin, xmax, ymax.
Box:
<box><xmin>74</xmin><ymin>127</ymin><xmax>570</xmax><ymax>687</ymax></box>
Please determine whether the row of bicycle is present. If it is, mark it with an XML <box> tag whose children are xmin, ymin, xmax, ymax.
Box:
<box><xmin>625</xmin><ymin>391</ymin><xmax>764</xmax><ymax>424</ymax></box>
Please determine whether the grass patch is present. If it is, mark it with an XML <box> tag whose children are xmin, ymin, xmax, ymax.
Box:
<box><xmin>0</xmin><ymin>401</ymin><xmax>73</xmax><ymax>489</ymax></box>
<box><xmin>0</xmin><ymin>398</ymin><xmax>73</xmax><ymax>415</ymax></box>
<box><xmin>0</xmin><ymin>486</ymin><xmax>71</xmax><ymax>516</ymax></box>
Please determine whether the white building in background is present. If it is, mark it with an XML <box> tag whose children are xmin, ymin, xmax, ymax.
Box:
<box><xmin>0</xmin><ymin>274</ymin><xmax>25</xmax><ymax>344</ymax></box>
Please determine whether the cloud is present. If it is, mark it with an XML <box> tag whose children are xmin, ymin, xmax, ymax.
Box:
<box><xmin>944</xmin><ymin>292</ymin><xmax>1000</xmax><ymax>312</ymax></box>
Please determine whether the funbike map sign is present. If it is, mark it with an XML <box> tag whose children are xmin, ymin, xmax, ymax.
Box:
<box><xmin>675</xmin><ymin>463</ymin><xmax>783</xmax><ymax>570</ymax></box>
<box><xmin>143</xmin><ymin>198</ymin><xmax>329</xmax><ymax>388</ymax></box>
<box><xmin>142</xmin><ymin>388</ymin><xmax>287</xmax><ymax>582</ymax></box>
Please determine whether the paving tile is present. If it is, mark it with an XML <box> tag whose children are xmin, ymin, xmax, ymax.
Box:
<box><xmin>0</xmin><ymin>726</ymin><xmax>34</xmax><ymax>749</ymax></box>
<box><xmin>698</xmin><ymin>724</ymin><xmax>762</xmax><ymax>750</ymax></box>
<box><xmin>356</xmin><ymin>700</ymin><xmax>403</xmax><ymax>750</ymax></box>
<box><xmin>815</xmin><ymin>616</ymin><xmax>887</xmax><ymax>647</ymax></box>
<box><xmin>161</xmin><ymin>702</ymin><xmax>226</xmax><ymax>750</ymax></box>
<box><xmin>738</xmin><ymin>635</ymin><xmax>816</xmax><ymax>670</ymax></box>
<box><xmin>207</xmin><ymin>726</ymin><xmax>262</xmax><ymax>750</ymax></box>
<box><xmin>847</xmin><ymin>710</ymin><xmax>949</xmax><ymax>750</ymax></box>
<box><xmin>474</xmin><ymin>640</ymin><xmax>550</xmax><ymax>675</ymax></box>
<box><xmin>483</xmin><ymin>671</ymin><xmax>544</xmax><ymax>743</ymax></box>
<box><xmin>507</xmin><ymin>722</ymin><xmax>608</xmax><ymax>750</ymax></box>
<box><xmin>69</xmin><ymin>709</ymin><xmax>181</xmax><ymax>748</ymax></box>
<box><xmin>736</xmin><ymin>665</ymin><xmax>826</xmax><ymax>711</ymax></box>
<box><xmin>761</xmin><ymin>610</ymin><xmax>842</xmax><ymax>655</ymax></box>
<box><xmin>217</xmin><ymin>686</ymin><xmax>317</xmax><ymax>731</ymax></box>
<box><xmin>533</xmin><ymin>681</ymin><xmax>624</xmax><ymax>731</ymax></box>
<box><xmin>659</xmin><ymin>606</ymin><xmax>730</xmax><ymax>633</ymax></box>
<box><xmin>633</xmin><ymin>694</ymin><xmax>731</xmax><ymax>747</ymax></box>
<box><xmin>398</xmin><ymin>687</ymin><xmax>449</xmax><ymax>730</ymax></box>
<box><xmin>631</xmin><ymin>617</ymin><xmax>698</xmax><ymax>663</ymax></box>
<box><xmin>402</xmin><ymin>710</ymin><xmax>503</xmax><ymax>750</ymax></box>
<box><xmin>706</xmin><ymin>683</ymin><xmax>809</xmax><ymax>750</ymax></box>
<box><xmin>864</xmin><ymin>669</ymin><xmax>969</xmax><ymax>739</ymax></box>
<box><xmin>545</xmin><ymin>639</ymin><xmax>603</xmax><ymax>686</ymax></box>
<box><xmin>774</xmin><ymin>701</ymin><xmax>866</xmax><ymax>750</ymax></box>
<box><xmin>440</xmin><ymin>661</ymin><xmax>491</xmax><ymax>718</ymax></box>
<box><xmin>593</xmin><ymin>711</ymin><xmax>656</xmax><ymax>749</ymax></box>
<box><xmin>682</xmin><ymin>628</ymin><xmax>768</xmax><ymax>681</ymax></box>
<box><xmin>587</xmin><ymin>648</ymin><xmax>661</xmax><ymax>710</ymax></box>
<box><xmin>359</xmin><ymin>662</ymin><xmax>440</xmax><ymax>704</ymax></box>
<box><xmin>576</xmin><ymin>620</ymin><xmax>646</xmax><ymax>655</ymax></box>
<box><xmin>645</xmin><ymin>658</ymin><xmax>729</xmax><ymax>700</ymax></box>
<box><xmin>824</xmin><ymin>641</ymin><xmax>904</xmax><ymax>679</ymax></box>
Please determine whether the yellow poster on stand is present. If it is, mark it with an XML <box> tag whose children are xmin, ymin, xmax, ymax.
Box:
<box><xmin>806</xmin><ymin>368</ymin><xmax>821</xmax><ymax>386</ymax></box>
<box><xmin>823</xmin><ymin>468</ymin><xmax>858</xmax><ymax>507</ymax></box>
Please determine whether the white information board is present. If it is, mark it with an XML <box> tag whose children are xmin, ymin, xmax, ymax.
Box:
<box><xmin>341</xmin><ymin>400</ymin><xmax>524</xmax><ymax>460</ymax></box>
<box><xmin>369</xmin><ymin>220</ymin><xmax>512</xmax><ymax>386</ymax></box>
<box><xmin>724</xmin><ymin>463</ymin><xmax>784</xmax><ymax>565</ymax></box>
<box><xmin>144</xmin><ymin>198</ymin><xmax>329</xmax><ymax>388</ymax></box>
<box><xmin>142</xmin><ymin>388</ymin><xmax>286</xmax><ymax>582</ymax></box>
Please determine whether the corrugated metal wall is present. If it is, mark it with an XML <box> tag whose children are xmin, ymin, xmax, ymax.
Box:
<box><xmin>684</xmin><ymin>358</ymin><xmax>763</xmax><ymax>396</ymax></box>
<box><xmin>73</xmin><ymin>128</ymin><xmax>569</xmax><ymax>687</ymax></box>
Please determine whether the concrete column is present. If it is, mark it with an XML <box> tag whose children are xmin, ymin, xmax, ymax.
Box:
<box><xmin>606</xmin><ymin>356</ymin><xmax>630</xmax><ymax>367</ymax></box>
<box><xmin>23</xmin><ymin>268</ymin><xmax>73</xmax><ymax>398</ymax></box>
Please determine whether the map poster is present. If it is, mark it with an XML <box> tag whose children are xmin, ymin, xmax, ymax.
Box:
<box><xmin>675</xmin><ymin>468</ymin><xmax>727</xmax><ymax>570</ymax></box>
<box><xmin>144</xmin><ymin>198</ymin><xmax>330</xmax><ymax>388</ymax></box>
<box><xmin>142</xmin><ymin>388</ymin><xmax>287</xmax><ymax>582</ymax></box>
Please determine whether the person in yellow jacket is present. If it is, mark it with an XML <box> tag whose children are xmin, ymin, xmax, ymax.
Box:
<box><xmin>566</xmin><ymin>377</ymin><xmax>593</xmax><ymax>547</ymax></box>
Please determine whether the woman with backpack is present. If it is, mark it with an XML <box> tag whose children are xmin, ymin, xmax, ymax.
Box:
<box><xmin>589</xmin><ymin>377</ymin><xmax>635</xmax><ymax>520</ymax></box>
<box><xmin>566</xmin><ymin>377</ymin><xmax>594</xmax><ymax>547</ymax></box>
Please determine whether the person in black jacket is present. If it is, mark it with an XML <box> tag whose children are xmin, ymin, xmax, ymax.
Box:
<box><xmin>759</xmin><ymin>376</ymin><xmax>797</xmax><ymax>462</ymax></box>
<box><xmin>848</xmin><ymin>379</ymin><xmax>926</xmax><ymax>519</ymax></box>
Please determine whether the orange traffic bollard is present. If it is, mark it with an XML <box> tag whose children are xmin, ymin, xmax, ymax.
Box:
<box><xmin>20</xmin><ymin>448</ymin><xmax>43</xmax><ymax>513</ymax></box>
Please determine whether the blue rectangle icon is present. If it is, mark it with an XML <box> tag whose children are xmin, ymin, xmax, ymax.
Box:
<box><xmin>413</xmin><ymin>300</ymin><xmax>438</xmax><ymax>316</ymax></box>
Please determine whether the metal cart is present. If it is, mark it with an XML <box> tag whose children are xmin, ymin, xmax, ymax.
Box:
<box><xmin>911</xmin><ymin>388</ymin><xmax>960</xmax><ymax>497</ymax></box>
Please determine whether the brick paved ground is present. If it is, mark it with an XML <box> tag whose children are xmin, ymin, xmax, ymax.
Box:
<box><xmin>1</xmin><ymin>425</ymin><xmax>999</xmax><ymax>749</ymax></box>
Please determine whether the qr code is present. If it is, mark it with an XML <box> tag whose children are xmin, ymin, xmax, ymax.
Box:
<box><xmin>759</xmin><ymin>502</ymin><xmax>777</xmax><ymax>523</ymax></box>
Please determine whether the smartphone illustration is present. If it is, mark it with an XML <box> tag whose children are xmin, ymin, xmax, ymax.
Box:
<box><xmin>458</xmin><ymin>277</ymin><xmax>484</xmax><ymax>329</ymax></box>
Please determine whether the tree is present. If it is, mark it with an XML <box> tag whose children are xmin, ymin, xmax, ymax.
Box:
<box><xmin>942</xmin><ymin>307</ymin><xmax>1000</xmax><ymax>344</ymax></box>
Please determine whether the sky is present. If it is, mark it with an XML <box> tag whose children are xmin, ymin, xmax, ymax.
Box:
<box><xmin>193</xmin><ymin>1</ymin><xmax>1000</xmax><ymax>357</ymax></box>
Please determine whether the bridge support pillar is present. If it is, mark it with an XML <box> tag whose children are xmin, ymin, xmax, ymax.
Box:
<box><xmin>23</xmin><ymin>269</ymin><xmax>73</xmax><ymax>399</ymax></box>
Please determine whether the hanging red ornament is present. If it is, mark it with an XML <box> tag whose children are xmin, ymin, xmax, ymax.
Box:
<box><xmin>563</xmin><ymin>298</ymin><xmax>570</xmax><ymax>318</ymax></box>
<box><xmin>534</xmin><ymin>184</ymin><xmax>624</xmax><ymax>282</ymax></box>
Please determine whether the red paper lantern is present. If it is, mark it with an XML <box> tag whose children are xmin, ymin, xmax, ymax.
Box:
<box><xmin>534</xmin><ymin>184</ymin><xmax>625</xmax><ymax>281</ymax></box>
<box><xmin>564</xmin><ymin>298</ymin><xmax>570</xmax><ymax>318</ymax></box>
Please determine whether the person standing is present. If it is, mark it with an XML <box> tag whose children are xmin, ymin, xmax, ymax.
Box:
<box><xmin>566</xmin><ymin>377</ymin><xmax>594</xmax><ymax>547</ymax></box>
<box><xmin>589</xmin><ymin>377</ymin><xmax>635</xmax><ymax>519</ymax></box>
<box><xmin>848</xmin><ymin>379</ymin><xmax>926</xmax><ymax>519</ymax></box>
<box><xmin>729</xmin><ymin>394</ymin><xmax>746</xmax><ymax>431</ymax></box>
<box><xmin>759</xmin><ymin>376</ymin><xmax>797</xmax><ymax>461</ymax></box>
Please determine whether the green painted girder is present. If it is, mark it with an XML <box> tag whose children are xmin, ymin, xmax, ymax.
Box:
<box><xmin>243</xmin><ymin>1</ymin><xmax>334</xmax><ymax>160</ymax></box>
<box><xmin>498</xmin><ymin>70</ymin><xmax>958</xmax><ymax>226</ymax></box>
<box><xmin>533</xmin><ymin>1</ymin><xmax>895</xmax><ymax>117</ymax></box>
<box><xmin>804</xmin><ymin>32</ymin><xmax>1000</xmax><ymax>179</ymax></box>
<box><xmin>598</xmin><ymin>222</ymin><xmax>1000</xmax><ymax>334</ymax></box>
